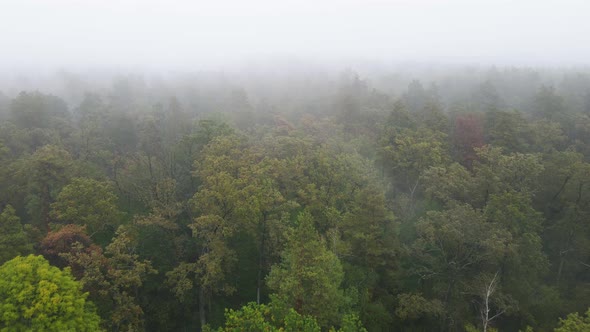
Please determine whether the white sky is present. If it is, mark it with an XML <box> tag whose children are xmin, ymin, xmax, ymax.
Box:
<box><xmin>1</xmin><ymin>0</ymin><xmax>589</xmax><ymax>69</ymax></box>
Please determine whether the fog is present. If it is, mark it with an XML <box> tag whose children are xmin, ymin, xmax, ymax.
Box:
<box><xmin>1</xmin><ymin>0</ymin><xmax>589</xmax><ymax>71</ymax></box>
<box><xmin>2</xmin><ymin>0</ymin><xmax>590</xmax><ymax>105</ymax></box>
<box><xmin>3</xmin><ymin>2</ymin><xmax>590</xmax><ymax>331</ymax></box>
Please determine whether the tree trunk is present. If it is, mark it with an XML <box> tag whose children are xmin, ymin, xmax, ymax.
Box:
<box><xmin>257</xmin><ymin>219</ymin><xmax>266</xmax><ymax>304</ymax></box>
<box><xmin>41</xmin><ymin>183</ymin><xmax>51</xmax><ymax>233</ymax></box>
<box><xmin>147</xmin><ymin>154</ymin><xmax>158</xmax><ymax>201</ymax></box>
<box><xmin>199</xmin><ymin>287</ymin><xmax>206</xmax><ymax>331</ymax></box>
<box><xmin>557</xmin><ymin>255</ymin><xmax>566</xmax><ymax>286</ymax></box>
<box><xmin>256</xmin><ymin>261</ymin><xmax>262</xmax><ymax>305</ymax></box>
<box><xmin>480</xmin><ymin>271</ymin><xmax>503</xmax><ymax>332</ymax></box>
<box><xmin>557</xmin><ymin>229</ymin><xmax>574</xmax><ymax>286</ymax></box>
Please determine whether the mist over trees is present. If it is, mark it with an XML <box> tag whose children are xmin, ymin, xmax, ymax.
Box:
<box><xmin>1</xmin><ymin>64</ymin><xmax>590</xmax><ymax>331</ymax></box>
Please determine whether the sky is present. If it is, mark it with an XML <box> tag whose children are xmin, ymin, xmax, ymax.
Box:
<box><xmin>1</xmin><ymin>0</ymin><xmax>589</xmax><ymax>70</ymax></box>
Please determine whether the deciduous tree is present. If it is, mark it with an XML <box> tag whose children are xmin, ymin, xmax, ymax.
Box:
<box><xmin>0</xmin><ymin>255</ymin><xmax>101</xmax><ymax>331</ymax></box>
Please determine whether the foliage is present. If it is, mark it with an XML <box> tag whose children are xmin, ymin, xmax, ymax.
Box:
<box><xmin>50</xmin><ymin>178</ymin><xmax>123</xmax><ymax>237</ymax></box>
<box><xmin>215</xmin><ymin>302</ymin><xmax>320</xmax><ymax>332</ymax></box>
<box><xmin>0</xmin><ymin>205</ymin><xmax>33</xmax><ymax>264</ymax></box>
<box><xmin>554</xmin><ymin>308</ymin><xmax>590</xmax><ymax>332</ymax></box>
<box><xmin>16</xmin><ymin>144</ymin><xmax>74</xmax><ymax>232</ymax></box>
<box><xmin>0</xmin><ymin>255</ymin><xmax>101</xmax><ymax>331</ymax></box>
<box><xmin>1</xmin><ymin>67</ymin><xmax>590</xmax><ymax>331</ymax></box>
<box><xmin>215</xmin><ymin>302</ymin><xmax>367</xmax><ymax>332</ymax></box>
<box><xmin>62</xmin><ymin>226</ymin><xmax>156</xmax><ymax>331</ymax></box>
<box><xmin>39</xmin><ymin>224</ymin><xmax>96</xmax><ymax>269</ymax></box>
<box><xmin>267</xmin><ymin>211</ymin><xmax>347</xmax><ymax>328</ymax></box>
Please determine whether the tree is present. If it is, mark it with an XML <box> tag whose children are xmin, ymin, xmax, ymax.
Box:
<box><xmin>63</xmin><ymin>226</ymin><xmax>156</xmax><ymax>331</ymax></box>
<box><xmin>475</xmin><ymin>80</ymin><xmax>504</xmax><ymax>112</ymax></box>
<box><xmin>554</xmin><ymin>308</ymin><xmax>590</xmax><ymax>332</ymax></box>
<box><xmin>417</xmin><ymin>100</ymin><xmax>449</xmax><ymax>133</ymax></box>
<box><xmin>385</xmin><ymin>100</ymin><xmax>415</xmax><ymax>133</ymax></box>
<box><xmin>536</xmin><ymin>153</ymin><xmax>590</xmax><ymax>289</ymax></box>
<box><xmin>10</xmin><ymin>91</ymin><xmax>70</xmax><ymax>130</ymax></box>
<box><xmin>0</xmin><ymin>255</ymin><xmax>101</xmax><ymax>331</ymax></box>
<box><xmin>138</xmin><ymin>115</ymin><xmax>164</xmax><ymax>200</ymax></box>
<box><xmin>334</xmin><ymin>70</ymin><xmax>368</xmax><ymax>131</ymax></box>
<box><xmin>340</xmin><ymin>187</ymin><xmax>396</xmax><ymax>272</ymax></box>
<box><xmin>73</xmin><ymin>93</ymin><xmax>110</xmax><ymax>162</ymax></box>
<box><xmin>50</xmin><ymin>177</ymin><xmax>123</xmax><ymax>238</ymax></box>
<box><xmin>524</xmin><ymin>119</ymin><xmax>566</xmax><ymax>153</ymax></box>
<box><xmin>339</xmin><ymin>187</ymin><xmax>398</xmax><ymax>330</ymax></box>
<box><xmin>422</xmin><ymin>162</ymin><xmax>478</xmax><ymax>206</ymax></box>
<box><xmin>0</xmin><ymin>205</ymin><xmax>33</xmax><ymax>264</ymax></box>
<box><xmin>483</xmin><ymin>192</ymin><xmax>548</xmax><ymax>324</ymax></box>
<box><xmin>267</xmin><ymin>210</ymin><xmax>347</xmax><ymax>328</ymax></box>
<box><xmin>533</xmin><ymin>86</ymin><xmax>567</xmax><ymax>122</ymax></box>
<box><xmin>403</xmin><ymin>80</ymin><xmax>427</xmax><ymax>113</ymax></box>
<box><xmin>39</xmin><ymin>224</ymin><xmax>97</xmax><ymax>270</ymax></box>
<box><xmin>424</xmin><ymin>146</ymin><xmax>544</xmax><ymax>209</ymax></box>
<box><xmin>166</xmin><ymin>133</ymin><xmax>263</xmax><ymax>329</ymax></box>
<box><xmin>453</xmin><ymin>113</ymin><xmax>484</xmax><ymax>168</ymax></box>
<box><xmin>104</xmin><ymin>112</ymin><xmax>138</xmax><ymax>155</ymax></box>
<box><xmin>477</xmin><ymin>271</ymin><xmax>505</xmax><ymax>332</ymax></box>
<box><xmin>18</xmin><ymin>145</ymin><xmax>73</xmax><ymax>232</ymax></box>
<box><xmin>379</xmin><ymin>127</ymin><xmax>449</xmax><ymax>198</ymax></box>
<box><xmin>130</xmin><ymin>209</ymin><xmax>188</xmax><ymax>331</ymax></box>
<box><xmin>214</xmin><ymin>302</ymin><xmax>321</xmax><ymax>332</ymax></box>
<box><xmin>484</xmin><ymin>110</ymin><xmax>527</xmax><ymax>153</ymax></box>
<box><xmin>381</xmin><ymin>124</ymin><xmax>440</xmax><ymax>217</ymax></box>
<box><xmin>472</xmin><ymin>146</ymin><xmax>543</xmax><ymax>206</ymax></box>
<box><xmin>409</xmin><ymin>203</ymin><xmax>512</xmax><ymax>330</ymax></box>
<box><xmin>394</xmin><ymin>293</ymin><xmax>444</xmax><ymax>327</ymax></box>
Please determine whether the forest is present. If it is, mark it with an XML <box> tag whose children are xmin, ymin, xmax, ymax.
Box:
<box><xmin>1</xmin><ymin>66</ymin><xmax>590</xmax><ymax>332</ymax></box>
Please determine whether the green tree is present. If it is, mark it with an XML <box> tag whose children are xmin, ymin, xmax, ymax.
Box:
<box><xmin>554</xmin><ymin>308</ymin><xmax>590</xmax><ymax>332</ymax></box>
<box><xmin>215</xmin><ymin>302</ymin><xmax>321</xmax><ymax>332</ymax></box>
<box><xmin>475</xmin><ymin>80</ymin><xmax>504</xmax><ymax>112</ymax></box>
<box><xmin>422</xmin><ymin>162</ymin><xmax>478</xmax><ymax>206</ymax></box>
<box><xmin>63</xmin><ymin>226</ymin><xmax>156</xmax><ymax>331</ymax></box>
<box><xmin>215</xmin><ymin>302</ymin><xmax>367</xmax><ymax>332</ymax></box>
<box><xmin>166</xmin><ymin>133</ymin><xmax>257</xmax><ymax>329</ymax></box>
<box><xmin>73</xmin><ymin>93</ymin><xmax>110</xmax><ymax>162</ymax></box>
<box><xmin>524</xmin><ymin>119</ymin><xmax>566</xmax><ymax>153</ymax></box>
<box><xmin>339</xmin><ymin>187</ymin><xmax>398</xmax><ymax>330</ymax></box>
<box><xmin>403</xmin><ymin>80</ymin><xmax>427</xmax><ymax>113</ymax></box>
<box><xmin>0</xmin><ymin>205</ymin><xmax>33</xmax><ymax>264</ymax></box>
<box><xmin>473</xmin><ymin>146</ymin><xmax>543</xmax><ymax>204</ymax></box>
<box><xmin>394</xmin><ymin>293</ymin><xmax>444</xmax><ymax>327</ymax></box>
<box><xmin>533</xmin><ymin>86</ymin><xmax>567</xmax><ymax>122</ymax></box>
<box><xmin>17</xmin><ymin>145</ymin><xmax>73</xmax><ymax>232</ymax></box>
<box><xmin>50</xmin><ymin>177</ymin><xmax>123</xmax><ymax>238</ymax></box>
<box><xmin>0</xmin><ymin>255</ymin><xmax>101</xmax><ymax>331</ymax></box>
<box><xmin>483</xmin><ymin>191</ymin><xmax>549</xmax><ymax>324</ymax></box>
<box><xmin>267</xmin><ymin>210</ymin><xmax>346</xmax><ymax>328</ymax></box>
<box><xmin>484</xmin><ymin>109</ymin><xmax>528</xmax><ymax>153</ymax></box>
<box><xmin>424</xmin><ymin>146</ymin><xmax>544</xmax><ymax>209</ymax></box>
<box><xmin>10</xmin><ymin>91</ymin><xmax>70</xmax><ymax>130</ymax></box>
<box><xmin>379</xmin><ymin>127</ymin><xmax>449</xmax><ymax>200</ymax></box>
<box><xmin>408</xmin><ymin>203</ymin><xmax>512</xmax><ymax>330</ymax></box>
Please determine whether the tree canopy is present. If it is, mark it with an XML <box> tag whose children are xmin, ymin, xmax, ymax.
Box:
<box><xmin>0</xmin><ymin>255</ymin><xmax>101</xmax><ymax>332</ymax></box>
<box><xmin>1</xmin><ymin>67</ymin><xmax>590</xmax><ymax>331</ymax></box>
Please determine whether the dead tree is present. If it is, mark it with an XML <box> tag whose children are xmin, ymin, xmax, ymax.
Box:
<box><xmin>479</xmin><ymin>271</ymin><xmax>505</xmax><ymax>332</ymax></box>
